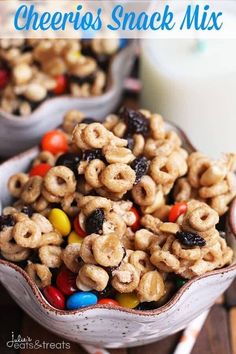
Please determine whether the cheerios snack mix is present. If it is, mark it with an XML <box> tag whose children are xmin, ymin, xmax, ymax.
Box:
<box><xmin>0</xmin><ymin>107</ymin><xmax>235</xmax><ymax>310</ymax></box>
<box><xmin>0</xmin><ymin>38</ymin><xmax>121</xmax><ymax>116</ymax></box>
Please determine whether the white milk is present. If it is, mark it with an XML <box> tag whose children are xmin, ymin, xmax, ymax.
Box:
<box><xmin>140</xmin><ymin>37</ymin><xmax>236</xmax><ymax>157</ymax></box>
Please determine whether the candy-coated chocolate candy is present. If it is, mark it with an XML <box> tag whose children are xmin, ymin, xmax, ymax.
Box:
<box><xmin>53</xmin><ymin>75</ymin><xmax>67</xmax><ymax>95</ymax></box>
<box><xmin>129</xmin><ymin>207</ymin><xmax>141</xmax><ymax>232</ymax></box>
<box><xmin>175</xmin><ymin>276</ymin><xmax>187</xmax><ymax>289</ymax></box>
<box><xmin>56</xmin><ymin>268</ymin><xmax>77</xmax><ymax>296</ymax></box>
<box><xmin>73</xmin><ymin>217</ymin><xmax>86</xmax><ymax>238</ymax></box>
<box><xmin>43</xmin><ymin>285</ymin><xmax>65</xmax><ymax>310</ymax></box>
<box><xmin>48</xmin><ymin>208</ymin><xmax>71</xmax><ymax>236</ymax></box>
<box><xmin>0</xmin><ymin>69</ymin><xmax>8</xmax><ymax>89</ymax></box>
<box><xmin>66</xmin><ymin>292</ymin><xmax>98</xmax><ymax>310</ymax></box>
<box><xmin>169</xmin><ymin>202</ymin><xmax>187</xmax><ymax>223</ymax></box>
<box><xmin>116</xmin><ymin>293</ymin><xmax>139</xmax><ymax>309</ymax></box>
<box><xmin>29</xmin><ymin>163</ymin><xmax>51</xmax><ymax>177</ymax></box>
<box><xmin>98</xmin><ymin>298</ymin><xmax>119</xmax><ymax>306</ymax></box>
<box><xmin>68</xmin><ymin>231</ymin><xmax>83</xmax><ymax>244</ymax></box>
<box><xmin>41</xmin><ymin>130</ymin><xmax>68</xmax><ymax>155</ymax></box>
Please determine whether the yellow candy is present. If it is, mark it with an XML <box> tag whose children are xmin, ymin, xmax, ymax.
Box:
<box><xmin>48</xmin><ymin>208</ymin><xmax>71</xmax><ymax>236</ymax></box>
<box><xmin>68</xmin><ymin>231</ymin><xmax>83</xmax><ymax>244</ymax></box>
<box><xmin>116</xmin><ymin>293</ymin><xmax>139</xmax><ymax>309</ymax></box>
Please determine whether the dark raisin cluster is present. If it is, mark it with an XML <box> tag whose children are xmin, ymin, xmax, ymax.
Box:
<box><xmin>56</xmin><ymin>153</ymin><xmax>81</xmax><ymax>177</ymax></box>
<box><xmin>82</xmin><ymin>149</ymin><xmax>104</xmax><ymax>163</ymax></box>
<box><xmin>130</xmin><ymin>156</ymin><xmax>149</xmax><ymax>183</ymax></box>
<box><xmin>120</xmin><ymin>107</ymin><xmax>150</xmax><ymax>136</ymax></box>
<box><xmin>176</xmin><ymin>231</ymin><xmax>206</xmax><ymax>247</ymax></box>
<box><xmin>85</xmin><ymin>208</ymin><xmax>105</xmax><ymax>234</ymax></box>
<box><xmin>0</xmin><ymin>215</ymin><xmax>15</xmax><ymax>231</ymax></box>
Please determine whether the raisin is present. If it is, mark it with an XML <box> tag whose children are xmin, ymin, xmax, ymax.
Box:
<box><xmin>21</xmin><ymin>205</ymin><xmax>34</xmax><ymax>217</ymax></box>
<box><xmin>120</xmin><ymin>107</ymin><xmax>150</xmax><ymax>136</ymax></box>
<box><xmin>56</xmin><ymin>153</ymin><xmax>81</xmax><ymax>177</ymax></box>
<box><xmin>135</xmin><ymin>302</ymin><xmax>158</xmax><ymax>310</ymax></box>
<box><xmin>130</xmin><ymin>156</ymin><xmax>149</xmax><ymax>184</ymax></box>
<box><xmin>125</xmin><ymin>135</ymin><xmax>134</xmax><ymax>150</ymax></box>
<box><xmin>81</xmin><ymin>117</ymin><xmax>96</xmax><ymax>124</ymax></box>
<box><xmin>0</xmin><ymin>215</ymin><xmax>15</xmax><ymax>231</ymax></box>
<box><xmin>85</xmin><ymin>208</ymin><xmax>105</xmax><ymax>234</ymax></box>
<box><xmin>82</xmin><ymin>149</ymin><xmax>104</xmax><ymax>162</ymax></box>
<box><xmin>93</xmin><ymin>284</ymin><xmax>116</xmax><ymax>299</ymax></box>
<box><xmin>176</xmin><ymin>231</ymin><xmax>206</xmax><ymax>247</ymax></box>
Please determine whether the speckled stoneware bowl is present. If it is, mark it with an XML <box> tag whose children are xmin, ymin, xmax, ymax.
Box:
<box><xmin>0</xmin><ymin>41</ymin><xmax>136</xmax><ymax>157</ymax></box>
<box><xmin>0</xmin><ymin>122</ymin><xmax>235</xmax><ymax>348</ymax></box>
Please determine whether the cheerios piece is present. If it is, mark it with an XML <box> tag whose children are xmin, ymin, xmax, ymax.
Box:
<box><xmin>31</xmin><ymin>213</ymin><xmax>53</xmax><ymax>233</ymax></box>
<box><xmin>82</xmin><ymin>197</ymin><xmax>112</xmax><ymax>216</ymax></box>
<box><xmin>92</xmin><ymin>233</ymin><xmax>124</xmax><ymax>267</ymax></box>
<box><xmin>63</xmin><ymin>110</ymin><xmax>85</xmax><ymax>134</ymax></box>
<box><xmin>84</xmin><ymin>159</ymin><xmax>106</xmax><ymax>188</ymax></box>
<box><xmin>21</xmin><ymin>176</ymin><xmax>43</xmax><ymax>204</ymax></box>
<box><xmin>100</xmin><ymin>163</ymin><xmax>135</xmax><ymax>193</ymax></box>
<box><xmin>137</xmin><ymin>270</ymin><xmax>165</xmax><ymax>302</ymax></box>
<box><xmin>44</xmin><ymin>166</ymin><xmax>76</xmax><ymax>197</ymax></box>
<box><xmin>83</xmin><ymin>123</ymin><xmax>110</xmax><ymax>149</ymax></box>
<box><xmin>80</xmin><ymin>234</ymin><xmax>99</xmax><ymax>264</ymax></box>
<box><xmin>134</xmin><ymin>229</ymin><xmax>155</xmax><ymax>251</ymax></box>
<box><xmin>39</xmin><ymin>245</ymin><xmax>62</xmax><ymax>268</ymax></box>
<box><xmin>129</xmin><ymin>250</ymin><xmax>154</xmax><ymax>276</ymax></box>
<box><xmin>132</xmin><ymin>176</ymin><xmax>156</xmax><ymax>206</ymax></box>
<box><xmin>62</xmin><ymin>243</ymin><xmax>82</xmax><ymax>273</ymax></box>
<box><xmin>187</xmin><ymin>205</ymin><xmax>219</xmax><ymax>232</ymax></box>
<box><xmin>78</xmin><ymin>264</ymin><xmax>109</xmax><ymax>292</ymax></box>
<box><xmin>103</xmin><ymin>146</ymin><xmax>135</xmax><ymax>164</ymax></box>
<box><xmin>13</xmin><ymin>220</ymin><xmax>41</xmax><ymax>248</ymax></box>
<box><xmin>111</xmin><ymin>263</ymin><xmax>140</xmax><ymax>293</ymax></box>
<box><xmin>25</xmin><ymin>262</ymin><xmax>52</xmax><ymax>288</ymax></box>
<box><xmin>8</xmin><ymin>173</ymin><xmax>29</xmax><ymax>198</ymax></box>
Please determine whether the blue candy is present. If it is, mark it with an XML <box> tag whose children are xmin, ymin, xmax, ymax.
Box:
<box><xmin>66</xmin><ymin>291</ymin><xmax>98</xmax><ymax>310</ymax></box>
<box><xmin>119</xmin><ymin>38</ymin><xmax>128</xmax><ymax>49</ymax></box>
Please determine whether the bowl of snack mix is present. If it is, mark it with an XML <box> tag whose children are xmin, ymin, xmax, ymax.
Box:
<box><xmin>0</xmin><ymin>108</ymin><xmax>235</xmax><ymax>348</ymax></box>
<box><xmin>0</xmin><ymin>39</ymin><xmax>135</xmax><ymax>157</ymax></box>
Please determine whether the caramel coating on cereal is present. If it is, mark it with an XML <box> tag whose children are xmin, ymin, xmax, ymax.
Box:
<box><xmin>39</xmin><ymin>245</ymin><xmax>62</xmax><ymax>268</ymax></box>
<box><xmin>25</xmin><ymin>262</ymin><xmax>52</xmax><ymax>288</ymax></box>
<box><xmin>13</xmin><ymin>220</ymin><xmax>41</xmax><ymax>248</ymax></box>
<box><xmin>111</xmin><ymin>263</ymin><xmax>140</xmax><ymax>293</ymax></box>
<box><xmin>8</xmin><ymin>173</ymin><xmax>29</xmax><ymax>198</ymax></box>
<box><xmin>78</xmin><ymin>264</ymin><xmax>109</xmax><ymax>292</ymax></box>
<box><xmin>62</xmin><ymin>243</ymin><xmax>82</xmax><ymax>273</ymax></box>
<box><xmin>92</xmin><ymin>233</ymin><xmax>124</xmax><ymax>267</ymax></box>
<box><xmin>100</xmin><ymin>163</ymin><xmax>136</xmax><ymax>193</ymax></box>
<box><xmin>137</xmin><ymin>270</ymin><xmax>166</xmax><ymax>302</ymax></box>
<box><xmin>44</xmin><ymin>166</ymin><xmax>76</xmax><ymax>197</ymax></box>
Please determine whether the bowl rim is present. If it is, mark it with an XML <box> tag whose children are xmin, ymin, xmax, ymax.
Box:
<box><xmin>0</xmin><ymin>41</ymin><xmax>135</xmax><ymax>122</ymax></box>
<box><xmin>0</xmin><ymin>120</ymin><xmax>235</xmax><ymax>317</ymax></box>
<box><xmin>1</xmin><ymin>254</ymin><xmax>236</xmax><ymax>317</ymax></box>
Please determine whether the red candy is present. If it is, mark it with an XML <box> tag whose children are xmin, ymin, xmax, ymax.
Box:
<box><xmin>169</xmin><ymin>202</ymin><xmax>187</xmax><ymax>223</ymax></box>
<box><xmin>129</xmin><ymin>207</ymin><xmax>141</xmax><ymax>232</ymax></box>
<box><xmin>43</xmin><ymin>286</ymin><xmax>65</xmax><ymax>310</ymax></box>
<box><xmin>29</xmin><ymin>163</ymin><xmax>51</xmax><ymax>177</ymax></box>
<box><xmin>0</xmin><ymin>69</ymin><xmax>8</xmax><ymax>90</ymax></box>
<box><xmin>41</xmin><ymin>130</ymin><xmax>68</xmax><ymax>155</ymax></box>
<box><xmin>73</xmin><ymin>217</ymin><xmax>86</xmax><ymax>238</ymax></box>
<box><xmin>53</xmin><ymin>75</ymin><xmax>67</xmax><ymax>95</ymax></box>
<box><xmin>98</xmin><ymin>298</ymin><xmax>119</xmax><ymax>306</ymax></box>
<box><xmin>56</xmin><ymin>268</ymin><xmax>77</xmax><ymax>296</ymax></box>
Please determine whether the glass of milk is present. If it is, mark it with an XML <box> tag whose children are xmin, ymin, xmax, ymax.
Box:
<box><xmin>140</xmin><ymin>37</ymin><xmax>236</xmax><ymax>157</ymax></box>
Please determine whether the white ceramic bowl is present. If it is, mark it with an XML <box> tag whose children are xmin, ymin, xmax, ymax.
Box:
<box><xmin>0</xmin><ymin>123</ymin><xmax>235</xmax><ymax>348</ymax></box>
<box><xmin>0</xmin><ymin>42</ymin><xmax>136</xmax><ymax>157</ymax></box>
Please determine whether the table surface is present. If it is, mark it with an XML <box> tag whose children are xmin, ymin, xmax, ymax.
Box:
<box><xmin>0</xmin><ymin>63</ymin><xmax>236</xmax><ymax>354</ymax></box>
